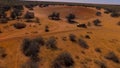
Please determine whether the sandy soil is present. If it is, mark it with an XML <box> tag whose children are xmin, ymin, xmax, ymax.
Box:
<box><xmin>0</xmin><ymin>5</ymin><xmax>120</xmax><ymax>68</ymax></box>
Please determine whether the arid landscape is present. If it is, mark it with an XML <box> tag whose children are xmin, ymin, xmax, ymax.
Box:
<box><xmin>0</xmin><ymin>1</ymin><xmax>120</xmax><ymax>68</ymax></box>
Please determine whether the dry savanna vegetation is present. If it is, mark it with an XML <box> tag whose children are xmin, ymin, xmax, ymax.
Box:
<box><xmin>0</xmin><ymin>1</ymin><xmax>120</xmax><ymax>68</ymax></box>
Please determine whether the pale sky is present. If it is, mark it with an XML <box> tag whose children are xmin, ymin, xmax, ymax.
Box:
<box><xmin>27</xmin><ymin>0</ymin><xmax>120</xmax><ymax>5</ymax></box>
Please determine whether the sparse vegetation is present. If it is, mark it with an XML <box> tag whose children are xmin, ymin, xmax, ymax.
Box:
<box><xmin>52</xmin><ymin>52</ymin><xmax>74</xmax><ymax>68</ymax></box>
<box><xmin>96</xmin><ymin>7</ymin><xmax>101</xmax><ymax>10</ymax></box>
<box><xmin>25</xmin><ymin>4</ymin><xmax>35</xmax><ymax>10</ymax></box>
<box><xmin>24</xmin><ymin>11</ymin><xmax>35</xmax><ymax>19</ymax></box>
<box><xmin>0</xmin><ymin>2</ymin><xmax>120</xmax><ymax>68</ymax></box>
<box><xmin>78</xmin><ymin>38</ymin><xmax>89</xmax><ymax>49</ymax></box>
<box><xmin>0</xmin><ymin>11</ymin><xmax>7</xmax><ymax>18</ymax></box>
<box><xmin>111</xmin><ymin>12</ymin><xmax>120</xmax><ymax>17</ymax></box>
<box><xmin>0</xmin><ymin>18</ymin><xmax>8</xmax><ymax>23</ymax></box>
<box><xmin>48</xmin><ymin>12</ymin><xmax>60</xmax><ymax>20</ymax></box>
<box><xmin>1</xmin><ymin>5</ymin><xmax>11</xmax><ymax>12</ymax></box>
<box><xmin>13</xmin><ymin>5</ymin><xmax>24</xmax><ymax>10</ymax></box>
<box><xmin>10</xmin><ymin>8</ymin><xmax>22</xmax><ymax>20</ymax></box>
<box><xmin>39</xmin><ymin>4</ymin><xmax>49</xmax><ymax>8</ymax></box>
<box><xmin>25</xmin><ymin>19</ymin><xmax>34</xmax><ymax>22</ymax></box>
<box><xmin>21</xmin><ymin>37</ymin><xmax>45</xmax><ymax>68</ymax></box>
<box><xmin>104</xmin><ymin>52</ymin><xmax>120</xmax><ymax>63</ymax></box>
<box><xmin>46</xmin><ymin>37</ymin><xmax>58</xmax><ymax>50</ymax></box>
<box><xmin>77</xmin><ymin>24</ymin><xmax>87</xmax><ymax>28</ymax></box>
<box><xmin>104</xmin><ymin>10</ymin><xmax>110</xmax><ymax>14</ymax></box>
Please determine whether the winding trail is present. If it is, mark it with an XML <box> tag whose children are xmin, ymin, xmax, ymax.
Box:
<box><xmin>0</xmin><ymin>27</ymin><xmax>119</xmax><ymax>42</ymax></box>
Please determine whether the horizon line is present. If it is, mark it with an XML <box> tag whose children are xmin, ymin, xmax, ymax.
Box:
<box><xmin>22</xmin><ymin>0</ymin><xmax>120</xmax><ymax>5</ymax></box>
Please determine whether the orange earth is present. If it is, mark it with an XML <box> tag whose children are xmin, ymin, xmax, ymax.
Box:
<box><xmin>0</xmin><ymin>5</ymin><xmax>120</xmax><ymax>68</ymax></box>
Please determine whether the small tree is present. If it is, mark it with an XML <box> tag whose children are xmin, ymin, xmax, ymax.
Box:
<box><xmin>66</xmin><ymin>13</ymin><xmax>76</xmax><ymax>23</ymax></box>
<box><xmin>46</xmin><ymin>37</ymin><xmax>58</xmax><ymax>50</ymax></box>
<box><xmin>52</xmin><ymin>52</ymin><xmax>74</xmax><ymax>68</ymax></box>
<box><xmin>22</xmin><ymin>38</ymin><xmax>40</xmax><ymax>62</ymax></box>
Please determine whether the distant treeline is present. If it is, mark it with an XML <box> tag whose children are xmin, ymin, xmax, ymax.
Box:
<box><xmin>0</xmin><ymin>0</ymin><xmax>120</xmax><ymax>12</ymax></box>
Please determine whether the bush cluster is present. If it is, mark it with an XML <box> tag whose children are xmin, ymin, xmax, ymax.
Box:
<box><xmin>48</xmin><ymin>12</ymin><xmax>60</xmax><ymax>20</ymax></box>
<box><xmin>22</xmin><ymin>37</ymin><xmax>45</xmax><ymax>62</ymax></box>
<box><xmin>46</xmin><ymin>37</ymin><xmax>58</xmax><ymax>50</ymax></box>
<box><xmin>52</xmin><ymin>52</ymin><xmax>74</xmax><ymax>68</ymax></box>
<box><xmin>111</xmin><ymin>12</ymin><xmax>120</xmax><ymax>17</ymax></box>
<box><xmin>93</xmin><ymin>19</ymin><xmax>101</xmax><ymax>26</ymax></box>
<box><xmin>24</xmin><ymin>11</ymin><xmax>35</xmax><ymax>19</ymax></box>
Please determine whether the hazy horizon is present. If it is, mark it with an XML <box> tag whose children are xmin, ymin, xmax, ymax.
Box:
<box><xmin>25</xmin><ymin>0</ymin><xmax>120</xmax><ymax>5</ymax></box>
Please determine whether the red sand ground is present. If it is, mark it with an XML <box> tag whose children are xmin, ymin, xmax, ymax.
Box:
<box><xmin>0</xmin><ymin>5</ymin><xmax>120</xmax><ymax>68</ymax></box>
